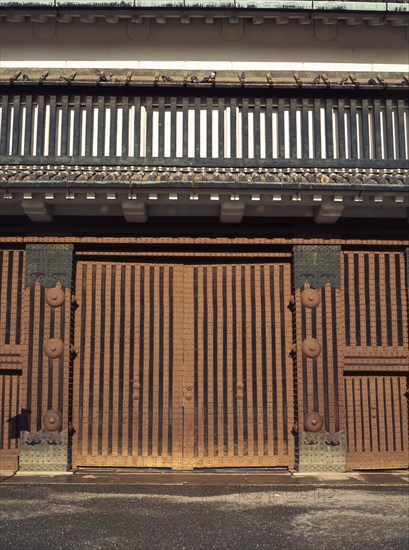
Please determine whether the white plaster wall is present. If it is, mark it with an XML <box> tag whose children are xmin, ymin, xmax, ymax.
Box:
<box><xmin>0</xmin><ymin>19</ymin><xmax>408</xmax><ymax>71</ymax></box>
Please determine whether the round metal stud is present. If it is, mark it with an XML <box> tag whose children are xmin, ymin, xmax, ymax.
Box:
<box><xmin>45</xmin><ymin>286</ymin><xmax>65</xmax><ymax>307</ymax></box>
<box><xmin>44</xmin><ymin>338</ymin><xmax>64</xmax><ymax>359</ymax></box>
<box><xmin>302</xmin><ymin>337</ymin><xmax>322</xmax><ymax>358</ymax></box>
<box><xmin>301</xmin><ymin>287</ymin><xmax>321</xmax><ymax>309</ymax></box>
<box><xmin>43</xmin><ymin>410</ymin><xmax>62</xmax><ymax>432</ymax></box>
<box><xmin>304</xmin><ymin>412</ymin><xmax>324</xmax><ymax>433</ymax></box>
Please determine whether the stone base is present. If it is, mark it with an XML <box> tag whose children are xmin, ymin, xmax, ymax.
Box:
<box><xmin>297</xmin><ymin>430</ymin><xmax>346</xmax><ymax>472</ymax></box>
<box><xmin>19</xmin><ymin>429</ymin><xmax>69</xmax><ymax>472</ymax></box>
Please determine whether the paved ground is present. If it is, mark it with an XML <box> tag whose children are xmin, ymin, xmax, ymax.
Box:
<box><xmin>0</xmin><ymin>471</ymin><xmax>408</xmax><ymax>550</ymax></box>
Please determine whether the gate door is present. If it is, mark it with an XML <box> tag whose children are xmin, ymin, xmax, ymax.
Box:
<box><xmin>72</xmin><ymin>259</ymin><xmax>294</xmax><ymax>469</ymax></box>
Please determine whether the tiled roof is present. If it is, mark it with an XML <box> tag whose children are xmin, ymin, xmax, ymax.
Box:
<box><xmin>0</xmin><ymin>1</ymin><xmax>407</xmax><ymax>11</ymax></box>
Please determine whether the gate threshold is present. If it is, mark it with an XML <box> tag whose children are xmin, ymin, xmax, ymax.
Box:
<box><xmin>1</xmin><ymin>469</ymin><xmax>408</xmax><ymax>486</ymax></box>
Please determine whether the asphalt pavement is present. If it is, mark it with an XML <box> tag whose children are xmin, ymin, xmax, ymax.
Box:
<box><xmin>0</xmin><ymin>470</ymin><xmax>408</xmax><ymax>550</ymax></box>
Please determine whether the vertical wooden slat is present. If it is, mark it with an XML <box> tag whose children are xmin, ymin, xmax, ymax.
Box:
<box><xmin>241</xmin><ymin>97</ymin><xmax>249</xmax><ymax>159</ymax></box>
<box><xmin>337</xmin><ymin>98</ymin><xmax>345</xmax><ymax>160</ymax></box>
<box><xmin>302</xmin><ymin>97</ymin><xmax>309</xmax><ymax>160</ymax></box>
<box><xmin>170</xmin><ymin>96</ymin><xmax>177</xmax><ymax>158</ymax></box>
<box><xmin>218</xmin><ymin>97</ymin><xmax>225</xmax><ymax>159</ymax></box>
<box><xmin>60</xmin><ymin>95</ymin><xmax>69</xmax><ymax>156</ymax></box>
<box><xmin>289</xmin><ymin>97</ymin><xmax>297</xmax><ymax>159</ymax></box>
<box><xmin>349</xmin><ymin>98</ymin><xmax>358</xmax><ymax>159</ymax></box>
<box><xmin>325</xmin><ymin>98</ymin><xmax>333</xmax><ymax>159</ymax></box>
<box><xmin>194</xmin><ymin>96</ymin><xmax>201</xmax><ymax>159</ymax></box>
<box><xmin>109</xmin><ymin>96</ymin><xmax>117</xmax><ymax>158</ymax></box>
<box><xmin>158</xmin><ymin>96</ymin><xmax>165</xmax><ymax>158</ymax></box>
<box><xmin>396</xmin><ymin>99</ymin><xmax>406</xmax><ymax>160</ymax></box>
<box><xmin>73</xmin><ymin>95</ymin><xmax>82</xmax><ymax>157</ymax></box>
<box><xmin>48</xmin><ymin>95</ymin><xmax>57</xmax><ymax>157</ymax></box>
<box><xmin>278</xmin><ymin>97</ymin><xmax>285</xmax><ymax>159</ymax></box>
<box><xmin>97</xmin><ymin>95</ymin><xmax>105</xmax><ymax>158</ymax></box>
<box><xmin>0</xmin><ymin>95</ymin><xmax>10</xmax><ymax>155</ymax></box>
<box><xmin>361</xmin><ymin>99</ymin><xmax>370</xmax><ymax>160</ymax></box>
<box><xmin>145</xmin><ymin>96</ymin><xmax>153</xmax><ymax>159</ymax></box>
<box><xmin>230</xmin><ymin>97</ymin><xmax>237</xmax><ymax>159</ymax></box>
<box><xmin>11</xmin><ymin>95</ymin><xmax>21</xmax><ymax>156</ymax></box>
<box><xmin>254</xmin><ymin>98</ymin><xmax>261</xmax><ymax>159</ymax></box>
<box><xmin>373</xmin><ymin>99</ymin><xmax>382</xmax><ymax>159</ymax></box>
<box><xmin>84</xmin><ymin>95</ymin><xmax>94</xmax><ymax>157</ymax></box>
<box><xmin>265</xmin><ymin>97</ymin><xmax>273</xmax><ymax>159</ymax></box>
<box><xmin>313</xmin><ymin>98</ymin><xmax>321</xmax><ymax>159</ymax></box>
<box><xmin>385</xmin><ymin>99</ymin><xmax>394</xmax><ymax>160</ymax></box>
<box><xmin>24</xmin><ymin>94</ymin><xmax>33</xmax><ymax>156</ymax></box>
<box><xmin>206</xmin><ymin>97</ymin><xmax>213</xmax><ymax>159</ymax></box>
<box><xmin>121</xmin><ymin>95</ymin><xmax>129</xmax><ymax>158</ymax></box>
<box><xmin>133</xmin><ymin>96</ymin><xmax>141</xmax><ymax>157</ymax></box>
<box><xmin>36</xmin><ymin>94</ymin><xmax>45</xmax><ymax>156</ymax></box>
<box><xmin>182</xmin><ymin>96</ymin><xmax>189</xmax><ymax>158</ymax></box>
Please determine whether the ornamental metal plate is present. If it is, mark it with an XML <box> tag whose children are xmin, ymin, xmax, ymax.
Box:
<box><xmin>25</xmin><ymin>244</ymin><xmax>74</xmax><ymax>288</ymax></box>
<box><xmin>293</xmin><ymin>245</ymin><xmax>341</xmax><ymax>290</ymax></box>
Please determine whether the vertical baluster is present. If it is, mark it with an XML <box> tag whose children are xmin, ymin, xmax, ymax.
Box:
<box><xmin>170</xmin><ymin>96</ymin><xmax>177</xmax><ymax>158</ymax></box>
<box><xmin>302</xmin><ymin>98</ymin><xmax>309</xmax><ymax>160</ymax></box>
<box><xmin>338</xmin><ymin>98</ymin><xmax>345</xmax><ymax>160</ymax></box>
<box><xmin>361</xmin><ymin>99</ymin><xmax>370</xmax><ymax>160</ymax></box>
<box><xmin>36</xmin><ymin>95</ymin><xmax>46</xmax><ymax>157</ymax></box>
<box><xmin>278</xmin><ymin>98</ymin><xmax>285</xmax><ymax>159</ymax></box>
<box><xmin>24</xmin><ymin>94</ymin><xmax>33</xmax><ymax>156</ymax></box>
<box><xmin>396</xmin><ymin>100</ymin><xmax>405</xmax><ymax>160</ymax></box>
<box><xmin>265</xmin><ymin>97</ymin><xmax>272</xmax><ymax>160</ymax></box>
<box><xmin>325</xmin><ymin>98</ymin><xmax>333</xmax><ymax>160</ymax></box>
<box><xmin>349</xmin><ymin>98</ymin><xmax>358</xmax><ymax>160</ymax></box>
<box><xmin>97</xmin><ymin>95</ymin><xmax>105</xmax><ymax>158</ymax></box>
<box><xmin>242</xmin><ymin>97</ymin><xmax>249</xmax><ymax>159</ymax></box>
<box><xmin>73</xmin><ymin>95</ymin><xmax>82</xmax><ymax>157</ymax></box>
<box><xmin>85</xmin><ymin>95</ymin><xmax>94</xmax><ymax>158</ymax></box>
<box><xmin>122</xmin><ymin>95</ymin><xmax>129</xmax><ymax>158</ymax></box>
<box><xmin>158</xmin><ymin>96</ymin><xmax>165</xmax><ymax>159</ymax></box>
<box><xmin>145</xmin><ymin>96</ymin><xmax>153</xmax><ymax>159</ymax></box>
<box><xmin>194</xmin><ymin>96</ymin><xmax>201</xmax><ymax>159</ymax></box>
<box><xmin>207</xmin><ymin>97</ymin><xmax>213</xmax><ymax>159</ymax></box>
<box><xmin>182</xmin><ymin>96</ymin><xmax>189</xmax><ymax>158</ymax></box>
<box><xmin>48</xmin><ymin>94</ymin><xmax>57</xmax><ymax>158</ymax></box>
<box><xmin>313</xmin><ymin>98</ymin><xmax>321</xmax><ymax>160</ymax></box>
<box><xmin>11</xmin><ymin>95</ymin><xmax>21</xmax><ymax>156</ymax></box>
<box><xmin>254</xmin><ymin>98</ymin><xmax>261</xmax><ymax>159</ymax></box>
<box><xmin>0</xmin><ymin>95</ymin><xmax>10</xmax><ymax>155</ymax></box>
<box><xmin>218</xmin><ymin>97</ymin><xmax>225</xmax><ymax>159</ymax></box>
<box><xmin>230</xmin><ymin>97</ymin><xmax>237</xmax><ymax>159</ymax></box>
<box><xmin>109</xmin><ymin>96</ymin><xmax>117</xmax><ymax>158</ymax></box>
<box><xmin>60</xmin><ymin>95</ymin><xmax>69</xmax><ymax>157</ymax></box>
<box><xmin>289</xmin><ymin>97</ymin><xmax>297</xmax><ymax>159</ymax></box>
<box><xmin>373</xmin><ymin>98</ymin><xmax>382</xmax><ymax>159</ymax></box>
<box><xmin>385</xmin><ymin>99</ymin><xmax>394</xmax><ymax>160</ymax></box>
<box><xmin>134</xmin><ymin>96</ymin><xmax>141</xmax><ymax>158</ymax></box>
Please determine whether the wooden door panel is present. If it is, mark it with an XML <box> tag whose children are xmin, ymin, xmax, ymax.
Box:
<box><xmin>182</xmin><ymin>263</ymin><xmax>294</xmax><ymax>468</ymax></box>
<box><xmin>73</xmin><ymin>259</ymin><xmax>294</xmax><ymax>469</ymax></box>
<box><xmin>73</xmin><ymin>262</ymin><xmax>182</xmax><ymax>467</ymax></box>
<box><xmin>345</xmin><ymin>374</ymin><xmax>408</xmax><ymax>469</ymax></box>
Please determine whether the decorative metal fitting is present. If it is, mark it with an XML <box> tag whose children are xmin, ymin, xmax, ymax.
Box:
<box><xmin>45</xmin><ymin>286</ymin><xmax>65</xmax><ymax>307</ymax></box>
<box><xmin>301</xmin><ymin>285</ymin><xmax>321</xmax><ymax>309</ymax></box>
<box><xmin>43</xmin><ymin>410</ymin><xmax>62</xmax><ymax>432</ymax></box>
<box><xmin>304</xmin><ymin>412</ymin><xmax>324</xmax><ymax>433</ymax></box>
<box><xmin>44</xmin><ymin>338</ymin><xmax>64</xmax><ymax>359</ymax></box>
<box><xmin>302</xmin><ymin>337</ymin><xmax>322</xmax><ymax>358</ymax></box>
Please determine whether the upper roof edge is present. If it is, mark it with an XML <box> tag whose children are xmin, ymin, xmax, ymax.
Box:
<box><xmin>0</xmin><ymin>2</ymin><xmax>408</xmax><ymax>15</ymax></box>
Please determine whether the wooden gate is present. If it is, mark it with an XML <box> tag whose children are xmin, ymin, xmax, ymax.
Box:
<box><xmin>72</xmin><ymin>258</ymin><xmax>294</xmax><ymax>469</ymax></box>
<box><xmin>343</xmin><ymin>250</ymin><xmax>409</xmax><ymax>469</ymax></box>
